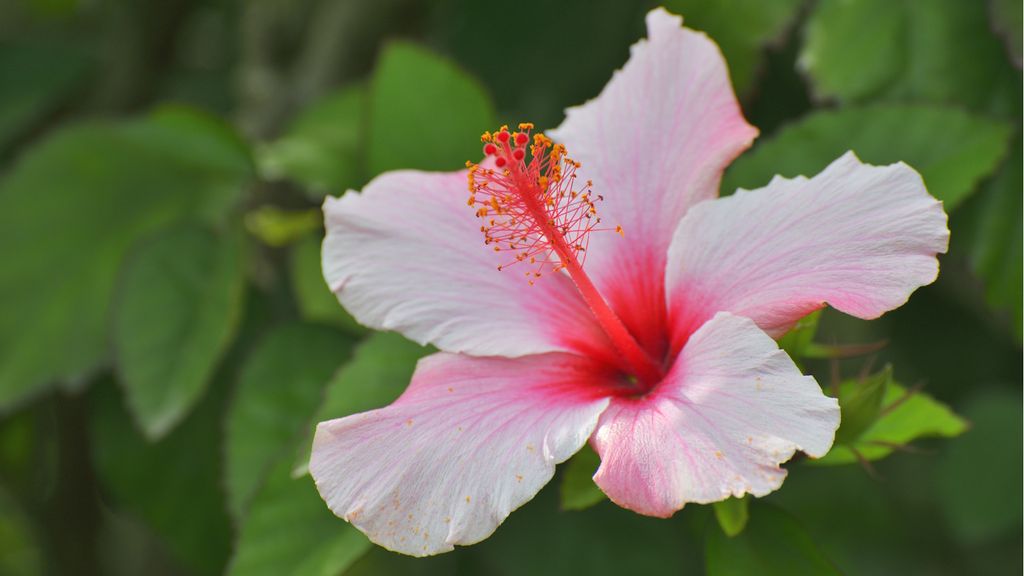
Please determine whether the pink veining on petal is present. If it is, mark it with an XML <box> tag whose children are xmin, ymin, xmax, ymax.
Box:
<box><xmin>310</xmin><ymin>352</ymin><xmax>612</xmax><ymax>556</ymax></box>
<box><xmin>322</xmin><ymin>168</ymin><xmax>611</xmax><ymax>360</ymax></box>
<box><xmin>550</xmin><ymin>8</ymin><xmax>759</xmax><ymax>360</ymax></box>
<box><xmin>664</xmin><ymin>152</ymin><xmax>950</xmax><ymax>354</ymax></box>
<box><xmin>591</xmin><ymin>312</ymin><xmax>840</xmax><ymax>517</ymax></box>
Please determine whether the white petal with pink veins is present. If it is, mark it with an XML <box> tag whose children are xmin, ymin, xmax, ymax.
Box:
<box><xmin>665</xmin><ymin>152</ymin><xmax>949</xmax><ymax>351</ymax></box>
<box><xmin>310</xmin><ymin>352</ymin><xmax>611</xmax><ymax>556</ymax></box>
<box><xmin>323</xmin><ymin>169</ymin><xmax>609</xmax><ymax>358</ymax></box>
<box><xmin>591</xmin><ymin>312</ymin><xmax>839</xmax><ymax>518</ymax></box>
<box><xmin>548</xmin><ymin>8</ymin><xmax>758</xmax><ymax>353</ymax></box>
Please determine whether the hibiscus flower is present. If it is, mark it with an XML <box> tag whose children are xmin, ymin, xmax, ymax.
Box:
<box><xmin>310</xmin><ymin>8</ymin><xmax>949</xmax><ymax>556</ymax></box>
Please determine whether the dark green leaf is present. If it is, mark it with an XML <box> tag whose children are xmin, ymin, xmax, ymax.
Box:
<box><xmin>0</xmin><ymin>41</ymin><xmax>90</xmax><ymax>153</ymax></box>
<box><xmin>91</xmin><ymin>379</ymin><xmax>232</xmax><ymax>576</ymax></box>
<box><xmin>663</xmin><ymin>0</ymin><xmax>803</xmax><ymax>96</ymax></box>
<box><xmin>713</xmin><ymin>497</ymin><xmax>749</xmax><ymax>538</ymax></box>
<box><xmin>705</xmin><ymin>502</ymin><xmax>839</xmax><ymax>575</ymax></box>
<box><xmin>961</xmin><ymin>138</ymin><xmax>1022</xmax><ymax>340</ymax></box>
<box><xmin>559</xmin><ymin>445</ymin><xmax>606</xmax><ymax>511</ymax></box>
<box><xmin>367</xmin><ymin>42</ymin><xmax>495</xmax><ymax>175</ymax></box>
<box><xmin>937</xmin><ymin>388</ymin><xmax>1022</xmax><ymax>544</ymax></box>
<box><xmin>473</xmin><ymin>483</ymin><xmax>696</xmax><ymax>576</ymax></box>
<box><xmin>833</xmin><ymin>365</ymin><xmax>891</xmax><ymax>445</ymax></box>
<box><xmin>429</xmin><ymin>0</ymin><xmax>648</xmax><ymax>129</ymax></box>
<box><xmin>292</xmin><ymin>332</ymin><xmax>427</xmax><ymax>476</ymax></box>
<box><xmin>225</xmin><ymin>323</ymin><xmax>354</xmax><ymax>518</ymax></box>
<box><xmin>289</xmin><ymin>233</ymin><xmax>366</xmax><ymax>336</ymax></box>
<box><xmin>228</xmin><ymin>458</ymin><xmax>371</xmax><ymax>576</ymax></box>
<box><xmin>342</xmin><ymin>547</ymin><xmax>458</xmax><ymax>576</ymax></box>
<box><xmin>777</xmin><ymin>310</ymin><xmax>821</xmax><ymax>363</ymax></box>
<box><xmin>815</xmin><ymin>374</ymin><xmax>968</xmax><ymax>466</ymax></box>
<box><xmin>97</xmin><ymin>509</ymin><xmax>183</xmax><ymax>576</ymax></box>
<box><xmin>723</xmin><ymin>104</ymin><xmax>1013</xmax><ymax>211</ymax></box>
<box><xmin>0</xmin><ymin>484</ymin><xmax>43</xmax><ymax>576</ymax></box>
<box><xmin>801</xmin><ymin>0</ymin><xmax>1020</xmax><ymax>116</ymax></box>
<box><xmin>990</xmin><ymin>0</ymin><xmax>1023</xmax><ymax>67</ymax></box>
<box><xmin>258</xmin><ymin>85</ymin><xmax>366</xmax><ymax>198</ymax></box>
<box><xmin>0</xmin><ymin>109</ymin><xmax>253</xmax><ymax>412</ymax></box>
<box><xmin>113</xmin><ymin>224</ymin><xmax>245</xmax><ymax>440</ymax></box>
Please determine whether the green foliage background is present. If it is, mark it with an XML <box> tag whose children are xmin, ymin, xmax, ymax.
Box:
<box><xmin>0</xmin><ymin>0</ymin><xmax>1020</xmax><ymax>574</ymax></box>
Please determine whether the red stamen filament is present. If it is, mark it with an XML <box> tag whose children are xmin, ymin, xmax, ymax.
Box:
<box><xmin>468</xmin><ymin>124</ymin><xmax>663</xmax><ymax>386</ymax></box>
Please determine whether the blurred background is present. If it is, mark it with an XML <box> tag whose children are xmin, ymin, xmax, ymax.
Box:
<box><xmin>0</xmin><ymin>0</ymin><xmax>1020</xmax><ymax>574</ymax></box>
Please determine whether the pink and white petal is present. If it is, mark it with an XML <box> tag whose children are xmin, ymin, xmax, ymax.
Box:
<box><xmin>591</xmin><ymin>312</ymin><xmax>839</xmax><ymax>518</ymax></box>
<box><xmin>548</xmin><ymin>7</ymin><xmax>758</xmax><ymax>354</ymax></box>
<box><xmin>323</xmin><ymin>169</ymin><xmax>607</xmax><ymax>358</ymax></box>
<box><xmin>310</xmin><ymin>352</ymin><xmax>612</xmax><ymax>556</ymax></box>
<box><xmin>665</xmin><ymin>152</ymin><xmax>950</xmax><ymax>352</ymax></box>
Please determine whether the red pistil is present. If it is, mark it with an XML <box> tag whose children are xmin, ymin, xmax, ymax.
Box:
<box><xmin>467</xmin><ymin>124</ymin><xmax>662</xmax><ymax>386</ymax></box>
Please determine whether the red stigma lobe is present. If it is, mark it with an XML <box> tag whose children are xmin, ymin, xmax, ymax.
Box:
<box><xmin>467</xmin><ymin>124</ymin><xmax>657</xmax><ymax>385</ymax></box>
<box><xmin>467</xmin><ymin>123</ymin><xmax>613</xmax><ymax>285</ymax></box>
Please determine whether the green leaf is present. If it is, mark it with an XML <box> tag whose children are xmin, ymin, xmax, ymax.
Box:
<box><xmin>814</xmin><ymin>374</ymin><xmax>968</xmax><ymax>466</ymax></box>
<box><xmin>228</xmin><ymin>458</ymin><xmax>371</xmax><ymax>576</ymax></box>
<box><xmin>713</xmin><ymin>497</ymin><xmax>750</xmax><ymax>538</ymax></box>
<box><xmin>800</xmin><ymin>0</ymin><xmax>1020</xmax><ymax>115</ymax></box>
<box><xmin>961</xmin><ymin>138</ymin><xmax>1022</xmax><ymax>340</ymax></box>
<box><xmin>705</xmin><ymin>502</ymin><xmax>839</xmax><ymax>575</ymax></box>
<box><xmin>367</xmin><ymin>42</ymin><xmax>496</xmax><ymax>175</ymax></box>
<box><xmin>289</xmin><ymin>233</ymin><xmax>366</xmax><ymax>336</ymax></box>
<box><xmin>663</xmin><ymin>0</ymin><xmax>803</xmax><ymax>96</ymax></box>
<box><xmin>0</xmin><ymin>41</ymin><xmax>90</xmax><ymax>153</ymax></box>
<box><xmin>723</xmin><ymin>105</ymin><xmax>1013</xmax><ymax>211</ymax></box>
<box><xmin>559</xmin><ymin>445</ymin><xmax>606</xmax><ymax>511</ymax></box>
<box><xmin>292</xmin><ymin>332</ymin><xmax>428</xmax><ymax>476</ymax></box>
<box><xmin>0</xmin><ymin>108</ymin><xmax>253</xmax><ymax>413</ymax></box>
<box><xmin>990</xmin><ymin>0</ymin><xmax>1023</xmax><ymax>67</ymax></box>
<box><xmin>91</xmin><ymin>378</ymin><xmax>232</xmax><ymax>576</ymax></box>
<box><xmin>777</xmin><ymin>310</ymin><xmax>821</xmax><ymax>363</ymax></box>
<box><xmin>112</xmin><ymin>224</ymin><xmax>245</xmax><ymax>440</ymax></box>
<box><xmin>258</xmin><ymin>85</ymin><xmax>366</xmax><ymax>199</ymax></box>
<box><xmin>0</xmin><ymin>484</ymin><xmax>43</xmax><ymax>576</ymax></box>
<box><xmin>473</xmin><ymin>483</ymin><xmax>694</xmax><ymax>576</ymax></box>
<box><xmin>833</xmin><ymin>365</ymin><xmax>891</xmax><ymax>445</ymax></box>
<box><xmin>431</xmin><ymin>1</ymin><xmax>649</xmax><ymax>130</ymax></box>
<box><xmin>244</xmin><ymin>206</ymin><xmax>321</xmax><ymax>247</ymax></box>
<box><xmin>936</xmin><ymin>388</ymin><xmax>1022</xmax><ymax>544</ymax></box>
<box><xmin>225</xmin><ymin>323</ymin><xmax>354</xmax><ymax>518</ymax></box>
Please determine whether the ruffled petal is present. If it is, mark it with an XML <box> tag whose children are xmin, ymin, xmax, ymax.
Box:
<box><xmin>310</xmin><ymin>352</ymin><xmax>612</xmax><ymax>556</ymax></box>
<box><xmin>549</xmin><ymin>7</ymin><xmax>757</xmax><ymax>356</ymax></box>
<box><xmin>665</xmin><ymin>152</ymin><xmax>950</xmax><ymax>351</ymax></box>
<box><xmin>591</xmin><ymin>312</ymin><xmax>839</xmax><ymax>517</ymax></box>
<box><xmin>323</xmin><ymin>169</ymin><xmax>608</xmax><ymax>357</ymax></box>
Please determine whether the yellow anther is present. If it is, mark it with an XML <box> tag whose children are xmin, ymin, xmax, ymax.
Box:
<box><xmin>480</xmin><ymin>131</ymin><xmax>492</xmax><ymax>142</ymax></box>
<box><xmin>616</xmin><ymin>225</ymin><xmax>625</xmax><ymax>237</ymax></box>
<box><xmin>518</xmin><ymin>122</ymin><xmax>534</xmax><ymax>131</ymax></box>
